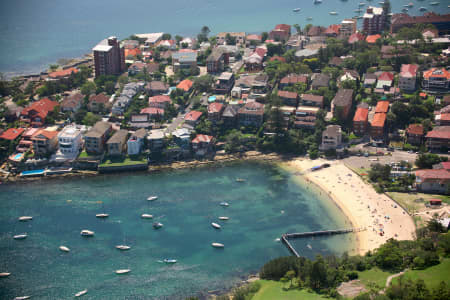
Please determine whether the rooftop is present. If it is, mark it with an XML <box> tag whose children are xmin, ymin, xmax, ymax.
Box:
<box><xmin>353</xmin><ymin>107</ymin><xmax>369</xmax><ymax>122</ymax></box>
<box><xmin>371</xmin><ymin>113</ymin><xmax>387</xmax><ymax>128</ymax></box>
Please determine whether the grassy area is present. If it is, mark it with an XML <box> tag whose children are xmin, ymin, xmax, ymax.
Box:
<box><xmin>252</xmin><ymin>280</ymin><xmax>329</xmax><ymax>300</ymax></box>
<box><xmin>387</xmin><ymin>192</ymin><xmax>450</xmax><ymax>213</ymax></box>
<box><xmin>357</xmin><ymin>267</ymin><xmax>393</xmax><ymax>289</ymax></box>
<box><xmin>99</xmin><ymin>155</ymin><xmax>147</xmax><ymax>167</ymax></box>
<box><xmin>392</xmin><ymin>258</ymin><xmax>450</xmax><ymax>289</ymax></box>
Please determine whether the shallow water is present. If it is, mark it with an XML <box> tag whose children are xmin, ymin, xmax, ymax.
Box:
<box><xmin>0</xmin><ymin>162</ymin><xmax>355</xmax><ymax>299</ymax></box>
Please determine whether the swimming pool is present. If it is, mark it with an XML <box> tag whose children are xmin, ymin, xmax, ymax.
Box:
<box><xmin>20</xmin><ymin>169</ymin><xmax>45</xmax><ymax>177</ymax></box>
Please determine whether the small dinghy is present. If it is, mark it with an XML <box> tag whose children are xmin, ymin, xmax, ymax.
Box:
<box><xmin>211</xmin><ymin>222</ymin><xmax>221</xmax><ymax>229</ymax></box>
<box><xmin>75</xmin><ymin>290</ymin><xmax>87</xmax><ymax>297</ymax></box>
<box><xmin>219</xmin><ymin>202</ymin><xmax>229</xmax><ymax>207</ymax></box>
<box><xmin>80</xmin><ymin>230</ymin><xmax>94</xmax><ymax>237</ymax></box>
<box><xmin>211</xmin><ymin>242</ymin><xmax>224</xmax><ymax>248</ymax></box>
<box><xmin>115</xmin><ymin>269</ymin><xmax>131</xmax><ymax>275</ymax></box>
<box><xmin>59</xmin><ymin>246</ymin><xmax>70</xmax><ymax>252</ymax></box>
<box><xmin>147</xmin><ymin>196</ymin><xmax>158</xmax><ymax>201</ymax></box>
<box><xmin>153</xmin><ymin>222</ymin><xmax>163</xmax><ymax>229</ymax></box>
<box><xmin>95</xmin><ymin>213</ymin><xmax>109</xmax><ymax>218</ymax></box>
<box><xmin>219</xmin><ymin>216</ymin><xmax>229</xmax><ymax>221</ymax></box>
<box><xmin>163</xmin><ymin>259</ymin><xmax>177</xmax><ymax>264</ymax></box>
<box><xmin>0</xmin><ymin>272</ymin><xmax>11</xmax><ymax>277</ymax></box>
<box><xmin>115</xmin><ymin>245</ymin><xmax>131</xmax><ymax>251</ymax></box>
<box><xmin>18</xmin><ymin>216</ymin><xmax>33</xmax><ymax>222</ymax></box>
<box><xmin>14</xmin><ymin>296</ymin><xmax>31</xmax><ymax>300</ymax></box>
<box><xmin>13</xmin><ymin>234</ymin><xmax>27</xmax><ymax>240</ymax></box>
<box><xmin>141</xmin><ymin>214</ymin><xmax>153</xmax><ymax>219</ymax></box>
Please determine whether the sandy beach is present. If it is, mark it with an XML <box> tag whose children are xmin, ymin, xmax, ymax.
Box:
<box><xmin>286</xmin><ymin>158</ymin><xmax>416</xmax><ymax>256</ymax></box>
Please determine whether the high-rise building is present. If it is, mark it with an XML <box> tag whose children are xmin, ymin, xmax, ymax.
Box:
<box><xmin>93</xmin><ymin>36</ymin><xmax>125</xmax><ymax>78</ymax></box>
<box><xmin>363</xmin><ymin>6</ymin><xmax>386</xmax><ymax>34</ymax></box>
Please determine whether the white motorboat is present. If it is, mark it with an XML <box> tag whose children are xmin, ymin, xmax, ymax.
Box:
<box><xmin>359</xmin><ymin>2</ymin><xmax>366</xmax><ymax>6</ymax></box>
<box><xmin>419</xmin><ymin>7</ymin><xmax>427</xmax><ymax>11</ymax></box>
<box><xmin>211</xmin><ymin>222</ymin><xmax>221</xmax><ymax>229</ymax></box>
<box><xmin>163</xmin><ymin>259</ymin><xmax>177</xmax><ymax>264</ymax></box>
<box><xmin>115</xmin><ymin>269</ymin><xmax>131</xmax><ymax>274</ymax></box>
<box><xmin>307</xmin><ymin>17</ymin><xmax>313</xmax><ymax>20</ymax></box>
<box><xmin>147</xmin><ymin>196</ymin><xmax>158</xmax><ymax>201</ymax></box>
<box><xmin>13</xmin><ymin>234</ymin><xmax>27</xmax><ymax>240</ymax></box>
<box><xmin>329</xmin><ymin>11</ymin><xmax>338</xmax><ymax>15</ymax></box>
<box><xmin>141</xmin><ymin>214</ymin><xmax>153</xmax><ymax>219</ymax></box>
<box><xmin>0</xmin><ymin>272</ymin><xmax>11</xmax><ymax>277</ymax></box>
<box><xmin>430</xmin><ymin>2</ymin><xmax>440</xmax><ymax>6</ymax></box>
<box><xmin>313</xmin><ymin>0</ymin><xmax>322</xmax><ymax>4</ymax></box>
<box><xmin>95</xmin><ymin>213</ymin><xmax>109</xmax><ymax>218</ymax></box>
<box><xmin>59</xmin><ymin>246</ymin><xmax>70</xmax><ymax>252</ymax></box>
<box><xmin>211</xmin><ymin>242</ymin><xmax>225</xmax><ymax>248</ymax></box>
<box><xmin>236</xmin><ymin>178</ymin><xmax>246</xmax><ymax>182</ymax></box>
<box><xmin>219</xmin><ymin>202</ymin><xmax>229</xmax><ymax>207</ymax></box>
<box><xmin>80</xmin><ymin>230</ymin><xmax>94</xmax><ymax>237</ymax></box>
<box><xmin>153</xmin><ymin>222</ymin><xmax>163</xmax><ymax>229</ymax></box>
<box><xmin>218</xmin><ymin>216</ymin><xmax>229</xmax><ymax>221</ymax></box>
<box><xmin>14</xmin><ymin>296</ymin><xmax>31</xmax><ymax>300</ymax></box>
<box><xmin>18</xmin><ymin>216</ymin><xmax>33</xmax><ymax>222</ymax></box>
<box><xmin>116</xmin><ymin>245</ymin><xmax>131</xmax><ymax>250</ymax></box>
<box><xmin>293</xmin><ymin>8</ymin><xmax>301</xmax><ymax>12</ymax></box>
<box><xmin>75</xmin><ymin>289</ymin><xmax>87</xmax><ymax>297</ymax></box>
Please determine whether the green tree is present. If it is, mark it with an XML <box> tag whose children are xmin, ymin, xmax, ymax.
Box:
<box><xmin>285</xmin><ymin>270</ymin><xmax>296</xmax><ymax>289</ymax></box>
<box><xmin>261</xmin><ymin>32</ymin><xmax>268</xmax><ymax>42</ymax></box>
<box><xmin>104</xmin><ymin>81</ymin><xmax>115</xmax><ymax>95</ymax></box>
<box><xmin>415</xmin><ymin>153</ymin><xmax>448</xmax><ymax>169</ymax></box>
<box><xmin>193</xmin><ymin>75</ymin><xmax>214</xmax><ymax>93</ymax></box>
<box><xmin>225</xmin><ymin>33</ymin><xmax>236</xmax><ymax>45</ymax></box>
<box><xmin>161</xmin><ymin>33</ymin><xmax>171</xmax><ymax>40</ymax></box>
<box><xmin>82</xmin><ymin>112</ymin><xmax>101</xmax><ymax>126</ymax></box>
<box><xmin>80</xmin><ymin>81</ymin><xmax>96</xmax><ymax>96</ymax></box>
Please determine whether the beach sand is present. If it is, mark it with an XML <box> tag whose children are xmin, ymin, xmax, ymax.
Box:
<box><xmin>287</xmin><ymin>158</ymin><xmax>416</xmax><ymax>256</ymax></box>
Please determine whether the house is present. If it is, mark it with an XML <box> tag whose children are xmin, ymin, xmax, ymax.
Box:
<box><xmin>192</xmin><ymin>134</ymin><xmax>215</xmax><ymax>156</ymax></box>
<box><xmin>238</xmin><ymin>102</ymin><xmax>264</xmax><ymax>127</ymax></box>
<box><xmin>433</xmin><ymin>161</ymin><xmax>450</xmax><ymax>170</ymax></box>
<box><xmin>127</xmin><ymin>128</ymin><xmax>147</xmax><ymax>155</ymax></box>
<box><xmin>217</xmin><ymin>32</ymin><xmax>246</xmax><ymax>45</ymax></box>
<box><xmin>415</xmin><ymin>169</ymin><xmax>450</xmax><ymax>194</ymax></box>
<box><xmin>180</xmin><ymin>37</ymin><xmax>196</xmax><ymax>49</ymax></box>
<box><xmin>176</xmin><ymin>79</ymin><xmax>193</xmax><ymax>93</ymax></box>
<box><xmin>339</xmin><ymin>70</ymin><xmax>360</xmax><ymax>85</ymax></box>
<box><xmin>366</xmin><ymin>34</ymin><xmax>381</xmax><ymax>44</ymax></box>
<box><xmin>112</xmin><ymin>82</ymin><xmax>145</xmax><ymax>115</ymax></box>
<box><xmin>147</xmin><ymin>129</ymin><xmax>165</xmax><ymax>151</ymax></box>
<box><xmin>149</xmin><ymin>95</ymin><xmax>171</xmax><ymax>109</ymax></box>
<box><xmin>399</xmin><ymin>64</ymin><xmax>418</xmax><ymax>91</ymax></box>
<box><xmin>329</xmin><ymin>56</ymin><xmax>343</xmax><ymax>67</ymax></box>
<box><xmin>172</xmin><ymin>127</ymin><xmax>192</xmax><ymax>150</ymax></box>
<box><xmin>370</xmin><ymin>113</ymin><xmax>387</xmax><ymax>140</ymax></box>
<box><xmin>106</xmin><ymin>130</ymin><xmax>129</xmax><ymax>156</ymax></box>
<box><xmin>128</xmin><ymin>61</ymin><xmax>146</xmax><ymax>75</ymax></box>
<box><xmin>278</xmin><ymin>91</ymin><xmax>298</xmax><ymax>107</ymax></box>
<box><xmin>269</xmin><ymin>24</ymin><xmax>291</xmax><ymax>42</ymax></box>
<box><xmin>222</xmin><ymin>105</ymin><xmax>238</xmax><ymax>126</ymax></box>
<box><xmin>48</xmin><ymin>67</ymin><xmax>78</xmax><ymax>80</ymax></box>
<box><xmin>88</xmin><ymin>93</ymin><xmax>111</xmax><ymax>113</ymax></box>
<box><xmin>215</xmin><ymin>72</ymin><xmax>235</xmax><ymax>94</ymax></box>
<box><xmin>375</xmin><ymin>101</ymin><xmax>389</xmax><ymax>114</ymax></box>
<box><xmin>208</xmin><ymin>102</ymin><xmax>224</xmax><ymax>123</ymax></box>
<box><xmin>436</xmin><ymin>113</ymin><xmax>450</xmax><ymax>126</ymax></box>
<box><xmin>244</xmin><ymin>47</ymin><xmax>266</xmax><ymax>72</ymax></box>
<box><xmin>54</xmin><ymin>125</ymin><xmax>84</xmax><ymax>161</ymax></box>
<box><xmin>381</xmin><ymin>45</ymin><xmax>406</xmax><ymax>59</ymax></box>
<box><xmin>156</xmin><ymin>39</ymin><xmax>177</xmax><ymax>50</ymax></box>
<box><xmin>84</xmin><ymin>121</ymin><xmax>112</xmax><ymax>153</ymax></box>
<box><xmin>363</xmin><ymin>73</ymin><xmax>377</xmax><ymax>87</ymax></box>
<box><xmin>422</xmin><ymin>68</ymin><xmax>450</xmax><ymax>92</ymax></box>
<box><xmin>331</xmin><ymin>89</ymin><xmax>353</xmax><ymax>120</ymax></box>
<box><xmin>206</xmin><ymin>48</ymin><xmax>226</xmax><ymax>74</ymax></box>
<box><xmin>429</xmin><ymin>199</ymin><xmax>442</xmax><ymax>206</ymax></box>
<box><xmin>129</xmin><ymin>114</ymin><xmax>153</xmax><ymax>129</ymax></box>
<box><xmin>300</xmin><ymin>94</ymin><xmax>323</xmax><ymax>108</ymax></box>
<box><xmin>16</xmin><ymin>128</ymin><xmax>39</xmax><ymax>152</ymax></box>
<box><xmin>325</xmin><ymin>24</ymin><xmax>341</xmax><ymax>38</ymax></box>
<box><xmin>406</xmin><ymin>124</ymin><xmax>424</xmax><ymax>145</ymax></box>
<box><xmin>136</xmin><ymin>32</ymin><xmax>164</xmax><ymax>47</ymax></box>
<box><xmin>376</xmin><ymin>72</ymin><xmax>394</xmax><ymax>91</ymax></box>
<box><xmin>348</xmin><ymin>32</ymin><xmax>365</xmax><ymax>44</ymax></box>
<box><xmin>172</xmin><ymin>51</ymin><xmax>197</xmax><ymax>72</ymax></box>
<box><xmin>146</xmin><ymin>81</ymin><xmax>169</xmax><ymax>96</ymax></box>
<box><xmin>294</xmin><ymin>106</ymin><xmax>320</xmax><ymax>129</ymax></box>
<box><xmin>311</xmin><ymin>73</ymin><xmax>330</xmax><ymax>89</ymax></box>
<box><xmin>20</xmin><ymin>98</ymin><xmax>59</xmax><ymax>127</ymax></box>
<box><xmin>307</xmin><ymin>26</ymin><xmax>325</xmax><ymax>37</ymax></box>
<box><xmin>340</xmin><ymin>19</ymin><xmax>357</xmax><ymax>38</ymax></box>
<box><xmin>31</xmin><ymin>129</ymin><xmax>59</xmax><ymax>155</ymax></box>
<box><xmin>363</xmin><ymin>6</ymin><xmax>386</xmax><ymax>34</ymax></box>
<box><xmin>279</xmin><ymin>74</ymin><xmax>308</xmax><ymax>89</ymax></box>
<box><xmin>61</xmin><ymin>93</ymin><xmax>83</xmax><ymax>113</ymax></box>
<box><xmin>0</xmin><ymin>128</ymin><xmax>24</xmax><ymax>141</ymax></box>
<box><xmin>320</xmin><ymin>125</ymin><xmax>343</xmax><ymax>151</ymax></box>
<box><xmin>184</xmin><ymin>110</ymin><xmax>203</xmax><ymax>127</ymax></box>
<box><xmin>124</xmin><ymin>48</ymin><xmax>142</xmax><ymax>59</ymax></box>
<box><xmin>353</xmin><ymin>107</ymin><xmax>369</xmax><ymax>135</ymax></box>
<box><xmin>426</xmin><ymin>126</ymin><xmax>450</xmax><ymax>152</ymax></box>
<box><xmin>140</xmin><ymin>107</ymin><xmax>164</xmax><ymax>119</ymax></box>
<box><xmin>250</xmin><ymin>74</ymin><xmax>270</xmax><ymax>99</ymax></box>
<box><xmin>269</xmin><ymin>56</ymin><xmax>285</xmax><ymax>63</ymax></box>
<box><xmin>391</xmin><ymin>13</ymin><xmax>450</xmax><ymax>35</ymax></box>
<box><xmin>295</xmin><ymin>48</ymin><xmax>321</xmax><ymax>59</ymax></box>
<box><xmin>246</xmin><ymin>34</ymin><xmax>262</xmax><ymax>45</ymax></box>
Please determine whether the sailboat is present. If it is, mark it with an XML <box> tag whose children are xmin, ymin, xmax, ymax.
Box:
<box><xmin>96</xmin><ymin>201</ymin><xmax>109</xmax><ymax>218</ymax></box>
<box><xmin>13</xmin><ymin>234</ymin><xmax>27</xmax><ymax>240</ymax></box>
<box><xmin>75</xmin><ymin>290</ymin><xmax>88</xmax><ymax>297</ymax></box>
<box><xmin>116</xmin><ymin>245</ymin><xmax>131</xmax><ymax>250</ymax></box>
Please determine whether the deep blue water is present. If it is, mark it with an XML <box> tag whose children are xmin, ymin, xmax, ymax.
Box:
<box><xmin>0</xmin><ymin>162</ymin><xmax>355</xmax><ymax>299</ymax></box>
<box><xmin>0</xmin><ymin>0</ymin><xmax>448</xmax><ymax>77</ymax></box>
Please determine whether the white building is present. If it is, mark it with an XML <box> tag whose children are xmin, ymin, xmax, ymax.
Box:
<box><xmin>127</xmin><ymin>129</ymin><xmax>147</xmax><ymax>155</ymax></box>
<box><xmin>320</xmin><ymin>125</ymin><xmax>342</xmax><ymax>151</ymax></box>
<box><xmin>52</xmin><ymin>125</ymin><xmax>86</xmax><ymax>162</ymax></box>
<box><xmin>399</xmin><ymin>64</ymin><xmax>419</xmax><ymax>91</ymax></box>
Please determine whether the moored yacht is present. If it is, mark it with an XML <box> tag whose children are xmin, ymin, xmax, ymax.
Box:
<box><xmin>219</xmin><ymin>216</ymin><xmax>229</xmax><ymax>220</ymax></box>
<box><xmin>219</xmin><ymin>202</ymin><xmax>229</xmax><ymax>207</ymax></box>
<box><xmin>212</xmin><ymin>242</ymin><xmax>225</xmax><ymax>248</ymax></box>
<box><xmin>59</xmin><ymin>245</ymin><xmax>70</xmax><ymax>252</ymax></box>
<box><xmin>14</xmin><ymin>296</ymin><xmax>31</xmax><ymax>300</ymax></box>
<box><xmin>153</xmin><ymin>222</ymin><xmax>163</xmax><ymax>229</ymax></box>
<box><xmin>115</xmin><ymin>269</ymin><xmax>131</xmax><ymax>274</ymax></box>
<box><xmin>18</xmin><ymin>216</ymin><xmax>33</xmax><ymax>222</ymax></box>
<box><xmin>141</xmin><ymin>214</ymin><xmax>153</xmax><ymax>219</ymax></box>
<box><xmin>13</xmin><ymin>234</ymin><xmax>27</xmax><ymax>240</ymax></box>
<box><xmin>116</xmin><ymin>245</ymin><xmax>131</xmax><ymax>250</ymax></box>
<box><xmin>95</xmin><ymin>213</ymin><xmax>109</xmax><ymax>218</ymax></box>
<box><xmin>293</xmin><ymin>8</ymin><xmax>301</xmax><ymax>12</ymax></box>
<box><xmin>211</xmin><ymin>222</ymin><xmax>221</xmax><ymax>229</ymax></box>
<box><xmin>147</xmin><ymin>196</ymin><xmax>158</xmax><ymax>201</ymax></box>
<box><xmin>0</xmin><ymin>272</ymin><xmax>11</xmax><ymax>277</ymax></box>
<box><xmin>80</xmin><ymin>230</ymin><xmax>94</xmax><ymax>237</ymax></box>
<box><xmin>75</xmin><ymin>289</ymin><xmax>87</xmax><ymax>297</ymax></box>
<box><xmin>329</xmin><ymin>11</ymin><xmax>338</xmax><ymax>15</ymax></box>
<box><xmin>163</xmin><ymin>259</ymin><xmax>177</xmax><ymax>264</ymax></box>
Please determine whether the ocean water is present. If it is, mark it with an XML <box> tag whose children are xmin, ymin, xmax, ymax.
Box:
<box><xmin>0</xmin><ymin>0</ymin><xmax>448</xmax><ymax>77</ymax></box>
<box><xmin>0</xmin><ymin>162</ymin><xmax>355</xmax><ymax>299</ymax></box>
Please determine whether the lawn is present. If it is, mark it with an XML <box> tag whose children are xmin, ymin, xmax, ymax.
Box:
<box><xmin>391</xmin><ymin>258</ymin><xmax>450</xmax><ymax>289</ymax></box>
<box><xmin>99</xmin><ymin>155</ymin><xmax>147</xmax><ymax>167</ymax></box>
<box><xmin>357</xmin><ymin>267</ymin><xmax>393</xmax><ymax>289</ymax></box>
<box><xmin>251</xmin><ymin>280</ymin><xmax>329</xmax><ymax>300</ymax></box>
<box><xmin>387</xmin><ymin>192</ymin><xmax>450</xmax><ymax>214</ymax></box>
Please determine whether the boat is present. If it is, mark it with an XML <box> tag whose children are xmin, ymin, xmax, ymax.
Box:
<box><xmin>355</xmin><ymin>16</ymin><xmax>363</xmax><ymax>19</ymax></box>
<box><xmin>95</xmin><ymin>213</ymin><xmax>109</xmax><ymax>218</ymax></box>
<box><xmin>293</xmin><ymin>8</ymin><xmax>301</xmax><ymax>12</ymax></box>
<box><xmin>354</xmin><ymin>9</ymin><xmax>362</xmax><ymax>13</ymax></box>
<box><xmin>141</xmin><ymin>214</ymin><xmax>153</xmax><ymax>219</ymax></box>
<box><xmin>0</xmin><ymin>272</ymin><xmax>11</xmax><ymax>277</ymax></box>
<box><xmin>13</xmin><ymin>234</ymin><xmax>27</xmax><ymax>240</ymax></box>
<box><xmin>306</xmin><ymin>17</ymin><xmax>313</xmax><ymax>20</ymax></box>
<box><xmin>59</xmin><ymin>245</ymin><xmax>70</xmax><ymax>252</ymax></box>
<box><xmin>329</xmin><ymin>11</ymin><xmax>338</xmax><ymax>15</ymax></box>
<box><xmin>419</xmin><ymin>6</ymin><xmax>427</xmax><ymax>11</ymax></box>
<box><xmin>163</xmin><ymin>259</ymin><xmax>177</xmax><ymax>264</ymax></box>
<box><xmin>430</xmin><ymin>2</ymin><xmax>440</xmax><ymax>5</ymax></box>
<box><xmin>14</xmin><ymin>296</ymin><xmax>31</xmax><ymax>300</ymax></box>
<box><xmin>80</xmin><ymin>230</ymin><xmax>94</xmax><ymax>237</ymax></box>
<box><xmin>359</xmin><ymin>2</ymin><xmax>366</xmax><ymax>6</ymax></box>
<box><xmin>75</xmin><ymin>289</ymin><xmax>88</xmax><ymax>297</ymax></box>
<box><xmin>211</xmin><ymin>222</ymin><xmax>221</xmax><ymax>229</ymax></box>
<box><xmin>402</xmin><ymin>8</ymin><xmax>409</xmax><ymax>12</ymax></box>
<box><xmin>147</xmin><ymin>196</ymin><xmax>158</xmax><ymax>201</ymax></box>
<box><xmin>219</xmin><ymin>216</ymin><xmax>229</xmax><ymax>221</ymax></box>
<box><xmin>18</xmin><ymin>216</ymin><xmax>33</xmax><ymax>222</ymax></box>
<box><xmin>307</xmin><ymin>244</ymin><xmax>312</xmax><ymax>249</ymax></box>
<box><xmin>212</xmin><ymin>242</ymin><xmax>224</xmax><ymax>248</ymax></box>
<box><xmin>235</xmin><ymin>178</ymin><xmax>246</xmax><ymax>182</ymax></box>
<box><xmin>219</xmin><ymin>202</ymin><xmax>229</xmax><ymax>207</ymax></box>
<box><xmin>313</xmin><ymin>0</ymin><xmax>322</xmax><ymax>4</ymax></box>
<box><xmin>153</xmin><ymin>222</ymin><xmax>163</xmax><ymax>229</ymax></box>
<box><xmin>115</xmin><ymin>269</ymin><xmax>131</xmax><ymax>275</ymax></box>
<box><xmin>378</xmin><ymin>1</ymin><xmax>384</xmax><ymax>4</ymax></box>
<box><xmin>115</xmin><ymin>245</ymin><xmax>131</xmax><ymax>250</ymax></box>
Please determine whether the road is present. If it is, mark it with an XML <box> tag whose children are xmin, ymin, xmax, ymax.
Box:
<box><xmin>344</xmin><ymin>149</ymin><xmax>418</xmax><ymax>170</ymax></box>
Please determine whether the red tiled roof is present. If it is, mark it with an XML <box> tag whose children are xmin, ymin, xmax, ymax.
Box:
<box><xmin>415</xmin><ymin>169</ymin><xmax>450</xmax><ymax>180</ymax></box>
<box><xmin>348</xmin><ymin>32</ymin><xmax>365</xmax><ymax>44</ymax></box>
<box><xmin>62</xmin><ymin>93</ymin><xmax>83</xmax><ymax>108</ymax></box>
<box><xmin>400</xmin><ymin>64</ymin><xmax>418</xmax><ymax>78</ymax></box>
<box><xmin>281</xmin><ymin>74</ymin><xmax>308</xmax><ymax>85</ymax></box>
<box><xmin>378</xmin><ymin>72</ymin><xmax>394</xmax><ymax>81</ymax></box>
<box><xmin>301</xmin><ymin>94</ymin><xmax>323</xmax><ymax>104</ymax></box>
<box><xmin>21</xmin><ymin>98</ymin><xmax>59</xmax><ymax>120</ymax></box>
<box><xmin>208</xmin><ymin>102</ymin><xmax>224</xmax><ymax>114</ymax></box>
<box><xmin>140</xmin><ymin>107</ymin><xmax>164</xmax><ymax>115</ymax></box>
<box><xmin>246</xmin><ymin>34</ymin><xmax>262</xmax><ymax>41</ymax></box>
<box><xmin>353</xmin><ymin>107</ymin><xmax>369</xmax><ymax>122</ymax></box>
<box><xmin>375</xmin><ymin>101</ymin><xmax>390</xmax><ymax>113</ymax></box>
<box><xmin>440</xmin><ymin>162</ymin><xmax>450</xmax><ymax>170</ymax></box>
<box><xmin>176</xmin><ymin>79</ymin><xmax>193</xmax><ymax>92</ymax></box>
<box><xmin>406</xmin><ymin>124</ymin><xmax>424</xmax><ymax>136</ymax></box>
<box><xmin>89</xmin><ymin>93</ymin><xmax>109</xmax><ymax>104</ymax></box>
<box><xmin>440</xmin><ymin>113</ymin><xmax>450</xmax><ymax>121</ymax></box>
<box><xmin>371</xmin><ymin>113</ymin><xmax>386</xmax><ymax>128</ymax></box>
<box><xmin>270</xmin><ymin>56</ymin><xmax>286</xmax><ymax>62</ymax></box>
<box><xmin>239</xmin><ymin>102</ymin><xmax>264</xmax><ymax>115</ymax></box>
<box><xmin>192</xmin><ymin>134</ymin><xmax>213</xmax><ymax>144</ymax></box>
<box><xmin>420</xmin><ymin>92</ymin><xmax>427</xmax><ymax>98</ymax></box>
<box><xmin>149</xmin><ymin>95</ymin><xmax>171</xmax><ymax>104</ymax></box>
<box><xmin>274</xmin><ymin>24</ymin><xmax>291</xmax><ymax>32</ymax></box>
<box><xmin>423</xmin><ymin>68</ymin><xmax>450</xmax><ymax>80</ymax></box>
<box><xmin>325</xmin><ymin>24</ymin><xmax>341</xmax><ymax>36</ymax></box>
<box><xmin>184</xmin><ymin>110</ymin><xmax>203</xmax><ymax>121</ymax></box>
<box><xmin>426</xmin><ymin>127</ymin><xmax>450</xmax><ymax>139</ymax></box>
<box><xmin>0</xmin><ymin>128</ymin><xmax>25</xmax><ymax>140</ymax></box>
<box><xmin>48</xmin><ymin>67</ymin><xmax>78</xmax><ymax>79</ymax></box>
<box><xmin>254</xmin><ymin>47</ymin><xmax>267</xmax><ymax>58</ymax></box>
<box><xmin>32</xmin><ymin>129</ymin><xmax>58</xmax><ymax>140</ymax></box>
<box><xmin>124</xmin><ymin>48</ymin><xmax>142</xmax><ymax>57</ymax></box>
<box><xmin>278</xmin><ymin>90</ymin><xmax>298</xmax><ymax>99</ymax></box>
<box><xmin>366</xmin><ymin>34</ymin><xmax>381</xmax><ymax>44</ymax></box>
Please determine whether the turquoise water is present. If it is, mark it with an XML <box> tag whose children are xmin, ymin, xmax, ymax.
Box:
<box><xmin>0</xmin><ymin>0</ymin><xmax>448</xmax><ymax>76</ymax></box>
<box><xmin>0</xmin><ymin>162</ymin><xmax>355</xmax><ymax>299</ymax></box>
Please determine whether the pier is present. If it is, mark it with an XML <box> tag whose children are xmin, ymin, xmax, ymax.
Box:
<box><xmin>281</xmin><ymin>228</ymin><xmax>359</xmax><ymax>257</ymax></box>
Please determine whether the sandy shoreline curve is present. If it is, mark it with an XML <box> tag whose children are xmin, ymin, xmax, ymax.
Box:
<box><xmin>286</xmin><ymin>158</ymin><xmax>416</xmax><ymax>256</ymax></box>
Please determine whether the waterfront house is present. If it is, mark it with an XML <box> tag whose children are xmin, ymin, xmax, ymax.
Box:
<box><xmin>206</xmin><ymin>48</ymin><xmax>227</xmax><ymax>74</ymax></box>
<box><xmin>172</xmin><ymin>127</ymin><xmax>192</xmax><ymax>150</ymax></box>
<box><xmin>406</xmin><ymin>124</ymin><xmax>424</xmax><ymax>145</ymax></box>
<box><xmin>127</xmin><ymin>128</ymin><xmax>147</xmax><ymax>156</ymax></box>
<box><xmin>311</xmin><ymin>73</ymin><xmax>330</xmax><ymax>90</ymax></box>
<box><xmin>84</xmin><ymin>121</ymin><xmax>112</xmax><ymax>154</ymax></box>
<box><xmin>320</xmin><ymin>125</ymin><xmax>342</xmax><ymax>151</ymax></box>
<box><xmin>278</xmin><ymin>90</ymin><xmax>298</xmax><ymax>107</ymax></box>
<box><xmin>176</xmin><ymin>79</ymin><xmax>193</xmax><ymax>93</ymax></box>
<box><xmin>415</xmin><ymin>169</ymin><xmax>450</xmax><ymax>194</ymax></box>
<box><xmin>279</xmin><ymin>74</ymin><xmax>308</xmax><ymax>89</ymax></box>
<box><xmin>107</xmin><ymin>130</ymin><xmax>129</xmax><ymax>156</ymax></box>
<box><xmin>426</xmin><ymin>126</ymin><xmax>450</xmax><ymax>152</ymax></box>
<box><xmin>294</xmin><ymin>106</ymin><xmax>320</xmax><ymax>129</ymax></box>
<box><xmin>353</xmin><ymin>106</ymin><xmax>369</xmax><ymax>136</ymax></box>
<box><xmin>16</xmin><ymin>128</ymin><xmax>39</xmax><ymax>152</ymax></box>
<box><xmin>269</xmin><ymin>24</ymin><xmax>291</xmax><ymax>42</ymax></box>
<box><xmin>422</xmin><ymin>68</ymin><xmax>450</xmax><ymax>93</ymax></box>
<box><xmin>222</xmin><ymin>105</ymin><xmax>238</xmax><ymax>127</ymax></box>
<box><xmin>399</xmin><ymin>64</ymin><xmax>419</xmax><ymax>91</ymax></box>
<box><xmin>172</xmin><ymin>51</ymin><xmax>197</xmax><ymax>73</ymax></box>
<box><xmin>208</xmin><ymin>102</ymin><xmax>224</xmax><ymax>123</ymax></box>
<box><xmin>238</xmin><ymin>102</ymin><xmax>264</xmax><ymax>127</ymax></box>
<box><xmin>184</xmin><ymin>110</ymin><xmax>203</xmax><ymax>127</ymax></box>
<box><xmin>31</xmin><ymin>129</ymin><xmax>58</xmax><ymax>156</ymax></box>
<box><xmin>0</xmin><ymin>128</ymin><xmax>24</xmax><ymax>142</ymax></box>
<box><xmin>88</xmin><ymin>93</ymin><xmax>111</xmax><ymax>113</ymax></box>
<box><xmin>48</xmin><ymin>67</ymin><xmax>78</xmax><ymax>80</ymax></box>
<box><xmin>149</xmin><ymin>95</ymin><xmax>171</xmax><ymax>109</ymax></box>
<box><xmin>300</xmin><ymin>94</ymin><xmax>323</xmax><ymax>108</ymax></box>
<box><xmin>53</xmin><ymin>125</ymin><xmax>85</xmax><ymax>162</ymax></box>
<box><xmin>61</xmin><ymin>93</ymin><xmax>83</xmax><ymax>113</ymax></box>
<box><xmin>191</xmin><ymin>134</ymin><xmax>215</xmax><ymax>157</ymax></box>
<box><xmin>370</xmin><ymin>113</ymin><xmax>387</xmax><ymax>140</ymax></box>
<box><xmin>20</xmin><ymin>98</ymin><xmax>59</xmax><ymax>127</ymax></box>
<box><xmin>215</xmin><ymin>72</ymin><xmax>235</xmax><ymax>94</ymax></box>
<box><xmin>331</xmin><ymin>89</ymin><xmax>353</xmax><ymax>120</ymax></box>
<box><xmin>217</xmin><ymin>32</ymin><xmax>246</xmax><ymax>45</ymax></box>
<box><xmin>147</xmin><ymin>129</ymin><xmax>165</xmax><ymax>152</ymax></box>
<box><xmin>146</xmin><ymin>81</ymin><xmax>169</xmax><ymax>96</ymax></box>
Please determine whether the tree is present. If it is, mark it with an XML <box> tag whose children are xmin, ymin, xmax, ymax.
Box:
<box><xmin>293</xmin><ymin>24</ymin><xmax>301</xmax><ymax>34</ymax></box>
<box><xmin>81</xmin><ymin>81</ymin><xmax>96</xmax><ymax>96</ymax></box>
<box><xmin>261</xmin><ymin>32</ymin><xmax>268</xmax><ymax>42</ymax></box>
<box><xmin>197</xmin><ymin>26</ymin><xmax>210</xmax><ymax>43</ymax></box>
<box><xmin>310</xmin><ymin>256</ymin><xmax>328</xmax><ymax>290</ymax></box>
<box><xmin>82</xmin><ymin>112</ymin><xmax>101</xmax><ymax>126</ymax></box>
<box><xmin>225</xmin><ymin>33</ymin><xmax>236</xmax><ymax>45</ymax></box>
<box><xmin>369</xmin><ymin>163</ymin><xmax>391</xmax><ymax>183</ymax></box>
<box><xmin>161</xmin><ymin>33</ymin><xmax>171</xmax><ymax>40</ymax></box>
<box><xmin>285</xmin><ymin>270</ymin><xmax>296</xmax><ymax>289</ymax></box>
<box><xmin>415</xmin><ymin>153</ymin><xmax>448</xmax><ymax>169</ymax></box>
<box><xmin>104</xmin><ymin>81</ymin><xmax>115</xmax><ymax>95</ymax></box>
<box><xmin>193</xmin><ymin>75</ymin><xmax>214</xmax><ymax>93</ymax></box>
